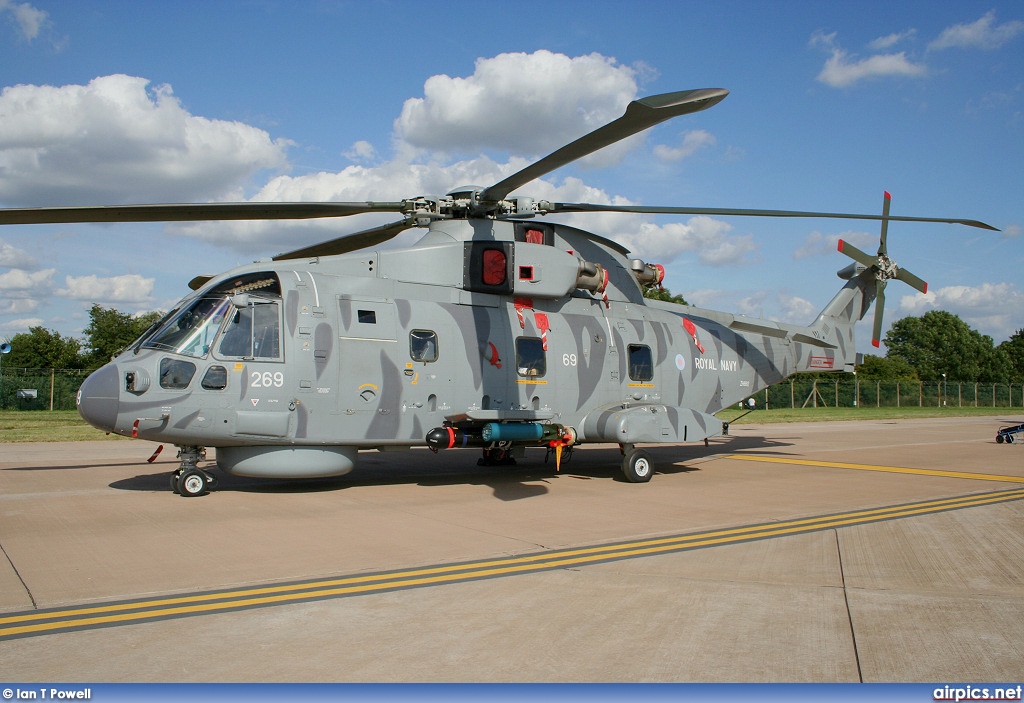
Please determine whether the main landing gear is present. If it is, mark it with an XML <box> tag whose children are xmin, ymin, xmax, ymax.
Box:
<box><xmin>170</xmin><ymin>446</ymin><xmax>215</xmax><ymax>497</ymax></box>
<box><xmin>619</xmin><ymin>443</ymin><xmax>653</xmax><ymax>483</ymax></box>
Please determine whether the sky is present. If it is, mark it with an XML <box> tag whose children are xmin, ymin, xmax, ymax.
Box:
<box><xmin>0</xmin><ymin>0</ymin><xmax>1022</xmax><ymax>355</ymax></box>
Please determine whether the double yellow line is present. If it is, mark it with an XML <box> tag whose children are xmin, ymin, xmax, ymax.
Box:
<box><xmin>3</xmin><ymin>486</ymin><xmax>1023</xmax><ymax>641</ymax></box>
<box><xmin>726</xmin><ymin>454</ymin><xmax>1024</xmax><ymax>483</ymax></box>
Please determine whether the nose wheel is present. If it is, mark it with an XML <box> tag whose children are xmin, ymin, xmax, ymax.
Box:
<box><xmin>170</xmin><ymin>446</ymin><xmax>214</xmax><ymax>497</ymax></box>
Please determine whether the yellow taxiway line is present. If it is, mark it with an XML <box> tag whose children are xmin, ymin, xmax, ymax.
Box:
<box><xmin>2</xmin><ymin>487</ymin><xmax>1023</xmax><ymax>641</ymax></box>
<box><xmin>726</xmin><ymin>454</ymin><xmax>1024</xmax><ymax>483</ymax></box>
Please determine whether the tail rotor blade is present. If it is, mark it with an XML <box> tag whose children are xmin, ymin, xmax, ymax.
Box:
<box><xmin>878</xmin><ymin>191</ymin><xmax>891</xmax><ymax>256</ymax></box>
<box><xmin>895</xmin><ymin>267</ymin><xmax>928</xmax><ymax>294</ymax></box>
<box><xmin>871</xmin><ymin>281</ymin><xmax>886</xmax><ymax>348</ymax></box>
<box><xmin>838</xmin><ymin>239</ymin><xmax>877</xmax><ymax>268</ymax></box>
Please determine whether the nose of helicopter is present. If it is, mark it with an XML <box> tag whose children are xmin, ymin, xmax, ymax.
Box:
<box><xmin>77</xmin><ymin>363</ymin><xmax>120</xmax><ymax>432</ymax></box>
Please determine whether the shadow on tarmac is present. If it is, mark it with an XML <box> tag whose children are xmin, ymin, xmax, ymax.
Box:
<box><xmin>106</xmin><ymin>432</ymin><xmax>794</xmax><ymax>500</ymax></box>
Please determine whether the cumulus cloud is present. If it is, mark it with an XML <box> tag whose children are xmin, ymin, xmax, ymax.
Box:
<box><xmin>614</xmin><ymin>216</ymin><xmax>759</xmax><ymax>267</ymax></box>
<box><xmin>928</xmin><ymin>10</ymin><xmax>1024</xmax><ymax>51</ymax></box>
<box><xmin>0</xmin><ymin>0</ymin><xmax>47</xmax><ymax>41</ymax></box>
<box><xmin>869</xmin><ymin>29</ymin><xmax>917</xmax><ymax>51</ymax></box>
<box><xmin>0</xmin><ymin>316</ymin><xmax>43</xmax><ymax>332</ymax></box>
<box><xmin>899</xmin><ymin>281</ymin><xmax>1024</xmax><ymax>341</ymax></box>
<box><xmin>343</xmin><ymin>140</ymin><xmax>377</xmax><ymax>163</ymax></box>
<box><xmin>394</xmin><ymin>51</ymin><xmax>640</xmax><ymax>161</ymax></box>
<box><xmin>1</xmin><ymin>54</ymin><xmax>733</xmax><ymax>288</ymax></box>
<box><xmin>811</xmin><ymin>30</ymin><xmax>927</xmax><ymax>88</ymax></box>
<box><xmin>0</xmin><ymin>266</ymin><xmax>54</xmax><ymax>299</ymax></box>
<box><xmin>777</xmin><ymin>292</ymin><xmax>817</xmax><ymax>323</ymax></box>
<box><xmin>0</xmin><ymin>74</ymin><xmax>290</xmax><ymax>206</ymax></box>
<box><xmin>817</xmin><ymin>49</ymin><xmax>927</xmax><ymax>88</ymax></box>
<box><xmin>793</xmin><ymin>229</ymin><xmax>877</xmax><ymax>259</ymax></box>
<box><xmin>653</xmin><ymin>130</ymin><xmax>716</xmax><ymax>162</ymax></box>
<box><xmin>0</xmin><ymin>298</ymin><xmax>38</xmax><ymax>315</ymax></box>
<box><xmin>56</xmin><ymin>273</ymin><xmax>155</xmax><ymax>304</ymax></box>
<box><xmin>0</xmin><ymin>238</ymin><xmax>38</xmax><ymax>269</ymax></box>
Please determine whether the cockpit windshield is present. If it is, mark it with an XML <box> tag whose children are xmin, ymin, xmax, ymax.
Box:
<box><xmin>140</xmin><ymin>272</ymin><xmax>282</xmax><ymax>358</ymax></box>
<box><xmin>141</xmin><ymin>296</ymin><xmax>231</xmax><ymax>357</ymax></box>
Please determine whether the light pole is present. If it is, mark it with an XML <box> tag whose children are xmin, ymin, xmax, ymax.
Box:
<box><xmin>942</xmin><ymin>372</ymin><xmax>947</xmax><ymax>407</ymax></box>
<box><xmin>0</xmin><ymin>339</ymin><xmax>10</xmax><ymax>411</ymax></box>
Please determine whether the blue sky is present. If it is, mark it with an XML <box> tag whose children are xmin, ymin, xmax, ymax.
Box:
<box><xmin>1</xmin><ymin>0</ymin><xmax>1021</xmax><ymax>354</ymax></box>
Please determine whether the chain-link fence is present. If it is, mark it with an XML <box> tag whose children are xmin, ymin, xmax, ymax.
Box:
<box><xmin>0</xmin><ymin>368</ymin><xmax>89</xmax><ymax>410</ymax></box>
<box><xmin>756</xmin><ymin>379</ymin><xmax>1024</xmax><ymax>409</ymax></box>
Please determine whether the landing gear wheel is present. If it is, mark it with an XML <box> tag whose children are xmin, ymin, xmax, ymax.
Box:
<box><xmin>1007</xmin><ymin>434</ymin><xmax>1015</xmax><ymax>444</ymax></box>
<box><xmin>178</xmin><ymin>468</ymin><xmax>208</xmax><ymax>497</ymax></box>
<box><xmin>621</xmin><ymin>448</ymin><xmax>653</xmax><ymax>483</ymax></box>
<box><xmin>996</xmin><ymin>434</ymin><xmax>1004</xmax><ymax>444</ymax></box>
<box><xmin>170</xmin><ymin>470</ymin><xmax>181</xmax><ymax>493</ymax></box>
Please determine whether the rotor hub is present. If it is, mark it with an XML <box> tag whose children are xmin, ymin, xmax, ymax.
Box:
<box><xmin>875</xmin><ymin>254</ymin><xmax>899</xmax><ymax>282</ymax></box>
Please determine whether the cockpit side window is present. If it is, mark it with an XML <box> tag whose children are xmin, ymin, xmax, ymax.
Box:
<box><xmin>217</xmin><ymin>298</ymin><xmax>281</xmax><ymax>360</ymax></box>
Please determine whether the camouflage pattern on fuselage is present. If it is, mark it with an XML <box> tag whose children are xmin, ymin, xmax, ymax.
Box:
<box><xmin>77</xmin><ymin>217</ymin><xmax>873</xmax><ymax>479</ymax></box>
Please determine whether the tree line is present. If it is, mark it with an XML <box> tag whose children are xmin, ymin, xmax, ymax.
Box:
<box><xmin>3</xmin><ymin>300</ymin><xmax>1024</xmax><ymax>383</ymax></box>
<box><xmin>4</xmin><ymin>305</ymin><xmax>163</xmax><ymax>372</ymax></box>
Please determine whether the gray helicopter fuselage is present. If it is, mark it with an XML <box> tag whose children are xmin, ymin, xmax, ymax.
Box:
<box><xmin>76</xmin><ymin>218</ymin><xmax>857</xmax><ymax>479</ymax></box>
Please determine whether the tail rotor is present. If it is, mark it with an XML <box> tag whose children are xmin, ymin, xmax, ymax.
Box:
<box><xmin>837</xmin><ymin>192</ymin><xmax>929</xmax><ymax>348</ymax></box>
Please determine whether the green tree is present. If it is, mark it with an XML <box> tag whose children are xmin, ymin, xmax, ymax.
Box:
<box><xmin>5</xmin><ymin>327</ymin><xmax>83</xmax><ymax>370</ymax></box>
<box><xmin>855</xmin><ymin>354</ymin><xmax>918</xmax><ymax>381</ymax></box>
<box><xmin>997</xmin><ymin>329</ymin><xmax>1024</xmax><ymax>381</ymax></box>
<box><xmin>884</xmin><ymin>310</ymin><xmax>1002</xmax><ymax>382</ymax></box>
<box><xmin>82</xmin><ymin>305</ymin><xmax>164</xmax><ymax>369</ymax></box>
<box><xmin>643</xmin><ymin>287</ymin><xmax>688</xmax><ymax>305</ymax></box>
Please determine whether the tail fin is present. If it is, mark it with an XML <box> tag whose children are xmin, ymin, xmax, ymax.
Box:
<box><xmin>810</xmin><ymin>265</ymin><xmax>878</xmax><ymax>370</ymax></box>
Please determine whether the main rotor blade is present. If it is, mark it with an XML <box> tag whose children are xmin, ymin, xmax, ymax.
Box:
<box><xmin>479</xmin><ymin>88</ymin><xmax>729</xmax><ymax>203</ymax></box>
<box><xmin>272</xmin><ymin>218</ymin><xmax>414</xmax><ymax>260</ymax></box>
<box><xmin>895</xmin><ymin>267</ymin><xmax>928</xmax><ymax>294</ymax></box>
<box><xmin>548</xmin><ymin>202</ymin><xmax>999</xmax><ymax>231</ymax></box>
<box><xmin>0</xmin><ymin>202</ymin><xmax>407</xmax><ymax>226</ymax></box>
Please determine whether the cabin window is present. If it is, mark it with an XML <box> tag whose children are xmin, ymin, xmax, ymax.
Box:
<box><xmin>628</xmin><ymin>344</ymin><xmax>653</xmax><ymax>382</ymax></box>
<box><xmin>409</xmin><ymin>330</ymin><xmax>438</xmax><ymax>363</ymax></box>
<box><xmin>515</xmin><ymin>337</ymin><xmax>546</xmax><ymax>378</ymax></box>
<box><xmin>201</xmin><ymin>365</ymin><xmax>228</xmax><ymax>390</ymax></box>
<box><xmin>217</xmin><ymin>298</ymin><xmax>281</xmax><ymax>360</ymax></box>
<box><xmin>159</xmin><ymin>358</ymin><xmax>196</xmax><ymax>389</ymax></box>
<box><xmin>357</xmin><ymin>309</ymin><xmax>377</xmax><ymax>324</ymax></box>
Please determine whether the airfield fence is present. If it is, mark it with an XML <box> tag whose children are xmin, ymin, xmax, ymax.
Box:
<box><xmin>0</xmin><ymin>368</ymin><xmax>90</xmax><ymax>411</ymax></box>
<box><xmin>0</xmin><ymin>368</ymin><xmax>1023</xmax><ymax>412</ymax></box>
<box><xmin>755</xmin><ymin>378</ymin><xmax>1024</xmax><ymax>410</ymax></box>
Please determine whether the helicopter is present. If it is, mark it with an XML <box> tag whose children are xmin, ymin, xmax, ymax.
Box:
<box><xmin>0</xmin><ymin>87</ymin><xmax>997</xmax><ymax>496</ymax></box>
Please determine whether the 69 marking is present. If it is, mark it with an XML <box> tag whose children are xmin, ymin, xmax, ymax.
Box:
<box><xmin>562</xmin><ymin>353</ymin><xmax>577</xmax><ymax>367</ymax></box>
<box><xmin>250</xmin><ymin>371</ymin><xmax>284</xmax><ymax>388</ymax></box>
